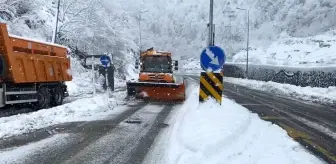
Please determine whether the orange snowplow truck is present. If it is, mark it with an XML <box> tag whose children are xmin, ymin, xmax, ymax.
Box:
<box><xmin>126</xmin><ymin>48</ymin><xmax>185</xmax><ymax>101</ymax></box>
<box><xmin>0</xmin><ymin>23</ymin><xmax>72</xmax><ymax>109</ymax></box>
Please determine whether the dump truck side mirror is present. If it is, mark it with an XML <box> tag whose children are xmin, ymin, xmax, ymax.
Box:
<box><xmin>174</xmin><ymin>61</ymin><xmax>178</xmax><ymax>71</ymax></box>
<box><xmin>135</xmin><ymin>60</ymin><xmax>139</xmax><ymax>69</ymax></box>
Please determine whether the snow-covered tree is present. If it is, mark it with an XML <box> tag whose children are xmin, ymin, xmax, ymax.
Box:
<box><xmin>2</xmin><ymin>0</ymin><xmax>336</xmax><ymax>65</ymax></box>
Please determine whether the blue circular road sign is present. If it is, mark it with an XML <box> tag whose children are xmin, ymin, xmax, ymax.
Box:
<box><xmin>100</xmin><ymin>55</ymin><xmax>111</xmax><ymax>67</ymax></box>
<box><xmin>200</xmin><ymin>46</ymin><xmax>226</xmax><ymax>72</ymax></box>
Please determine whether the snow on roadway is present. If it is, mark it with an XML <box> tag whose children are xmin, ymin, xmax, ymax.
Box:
<box><xmin>224</xmin><ymin>77</ymin><xmax>336</xmax><ymax>107</ymax></box>
<box><xmin>0</xmin><ymin>133</ymin><xmax>76</xmax><ymax>163</ymax></box>
<box><xmin>144</xmin><ymin>83</ymin><xmax>324</xmax><ymax>164</ymax></box>
<box><xmin>62</xmin><ymin>104</ymin><xmax>167</xmax><ymax>164</ymax></box>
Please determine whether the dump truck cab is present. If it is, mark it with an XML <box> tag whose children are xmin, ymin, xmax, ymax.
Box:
<box><xmin>127</xmin><ymin>48</ymin><xmax>185</xmax><ymax>101</ymax></box>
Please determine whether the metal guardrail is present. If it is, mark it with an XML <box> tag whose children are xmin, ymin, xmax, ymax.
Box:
<box><xmin>223</xmin><ymin>63</ymin><xmax>336</xmax><ymax>88</ymax></box>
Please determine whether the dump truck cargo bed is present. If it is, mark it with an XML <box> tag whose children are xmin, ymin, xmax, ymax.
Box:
<box><xmin>0</xmin><ymin>23</ymin><xmax>72</xmax><ymax>84</ymax></box>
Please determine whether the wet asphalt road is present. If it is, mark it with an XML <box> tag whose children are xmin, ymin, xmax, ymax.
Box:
<box><xmin>1</xmin><ymin>76</ymin><xmax>335</xmax><ymax>163</ymax></box>
<box><xmin>221</xmin><ymin>80</ymin><xmax>336</xmax><ymax>164</ymax></box>
<box><xmin>0</xmin><ymin>100</ymin><xmax>177</xmax><ymax>164</ymax></box>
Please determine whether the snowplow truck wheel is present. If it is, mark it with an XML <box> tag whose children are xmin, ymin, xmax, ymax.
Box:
<box><xmin>33</xmin><ymin>86</ymin><xmax>51</xmax><ymax>109</ymax></box>
<box><xmin>50</xmin><ymin>86</ymin><xmax>64</xmax><ymax>107</ymax></box>
<box><xmin>127</xmin><ymin>86</ymin><xmax>136</xmax><ymax>96</ymax></box>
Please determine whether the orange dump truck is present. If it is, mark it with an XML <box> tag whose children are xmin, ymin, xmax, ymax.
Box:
<box><xmin>0</xmin><ymin>23</ymin><xmax>72</xmax><ymax>109</ymax></box>
<box><xmin>126</xmin><ymin>48</ymin><xmax>185</xmax><ymax>101</ymax></box>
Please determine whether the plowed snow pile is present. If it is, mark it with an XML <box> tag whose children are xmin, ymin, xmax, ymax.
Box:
<box><xmin>144</xmin><ymin>84</ymin><xmax>323</xmax><ymax>164</ymax></box>
<box><xmin>0</xmin><ymin>58</ymin><xmax>129</xmax><ymax>139</ymax></box>
<box><xmin>224</xmin><ymin>77</ymin><xmax>336</xmax><ymax>107</ymax></box>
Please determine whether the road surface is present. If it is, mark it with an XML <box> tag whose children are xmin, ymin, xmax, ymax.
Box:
<box><xmin>0</xmin><ymin>76</ymin><xmax>335</xmax><ymax>164</ymax></box>
<box><xmin>0</xmin><ymin>100</ymin><xmax>178</xmax><ymax>164</ymax></box>
<box><xmin>221</xmin><ymin>80</ymin><xmax>336</xmax><ymax>164</ymax></box>
<box><xmin>184</xmin><ymin>75</ymin><xmax>335</xmax><ymax>163</ymax></box>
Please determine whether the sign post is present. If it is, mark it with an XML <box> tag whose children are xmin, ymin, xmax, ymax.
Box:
<box><xmin>92</xmin><ymin>55</ymin><xmax>96</xmax><ymax>96</ymax></box>
<box><xmin>199</xmin><ymin>0</ymin><xmax>225</xmax><ymax>104</ymax></box>
<box><xmin>100</xmin><ymin>54</ymin><xmax>111</xmax><ymax>91</ymax></box>
<box><xmin>208</xmin><ymin>0</ymin><xmax>214</xmax><ymax>46</ymax></box>
<box><xmin>199</xmin><ymin>46</ymin><xmax>226</xmax><ymax>104</ymax></box>
<box><xmin>105</xmin><ymin>68</ymin><xmax>109</xmax><ymax>89</ymax></box>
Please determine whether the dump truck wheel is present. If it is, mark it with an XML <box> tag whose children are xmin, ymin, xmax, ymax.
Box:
<box><xmin>33</xmin><ymin>87</ymin><xmax>51</xmax><ymax>109</ymax></box>
<box><xmin>51</xmin><ymin>86</ymin><xmax>64</xmax><ymax>106</ymax></box>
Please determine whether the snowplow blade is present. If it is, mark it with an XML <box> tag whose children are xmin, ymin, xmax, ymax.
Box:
<box><xmin>126</xmin><ymin>81</ymin><xmax>186</xmax><ymax>101</ymax></box>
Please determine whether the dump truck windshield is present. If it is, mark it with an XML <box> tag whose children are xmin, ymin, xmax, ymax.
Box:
<box><xmin>142</xmin><ymin>56</ymin><xmax>172</xmax><ymax>73</ymax></box>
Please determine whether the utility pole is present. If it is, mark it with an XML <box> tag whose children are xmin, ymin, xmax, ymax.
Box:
<box><xmin>52</xmin><ymin>0</ymin><xmax>61</xmax><ymax>43</ymax></box>
<box><xmin>91</xmin><ymin>55</ymin><xmax>96</xmax><ymax>96</ymax></box>
<box><xmin>208</xmin><ymin>0</ymin><xmax>214</xmax><ymax>46</ymax></box>
<box><xmin>223</xmin><ymin>10</ymin><xmax>235</xmax><ymax>53</ymax></box>
<box><xmin>138</xmin><ymin>13</ymin><xmax>142</xmax><ymax>55</ymax></box>
<box><xmin>247</xmin><ymin>10</ymin><xmax>250</xmax><ymax>78</ymax></box>
<box><xmin>237</xmin><ymin>7</ymin><xmax>250</xmax><ymax>78</ymax></box>
<box><xmin>138</xmin><ymin>10</ymin><xmax>148</xmax><ymax>55</ymax></box>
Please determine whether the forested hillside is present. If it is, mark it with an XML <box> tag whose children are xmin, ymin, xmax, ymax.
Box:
<box><xmin>1</xmin><ymin>0</ymin><xmax>335</xmax><ymax>63</ymax></box>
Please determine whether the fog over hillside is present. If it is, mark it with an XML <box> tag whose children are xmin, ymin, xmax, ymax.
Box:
<box><xmin>136</xmin><ymin>0</ymin><xmax>336</xmax><ymax>59</ymax></box>
<box><xmin>1</xmin><ymin>0</ymin><xmax>335</xmax><ymax>62</ymax></box>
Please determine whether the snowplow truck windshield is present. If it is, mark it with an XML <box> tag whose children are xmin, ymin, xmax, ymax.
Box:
<box><xmin>142</xmin><ymin>56</ymin><xmax>172</xmax><ymax>73</ymax></box>
<box><xmin>126</xmin><ymin>48</ymin><xmax>185</xmax><ymax>101</ymax></box>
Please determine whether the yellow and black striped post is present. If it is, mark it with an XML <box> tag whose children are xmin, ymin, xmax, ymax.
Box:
<box><xmin>199</xmin><ymin>72</ymin><xmax>224</xmax><ymax>104</ymax></box>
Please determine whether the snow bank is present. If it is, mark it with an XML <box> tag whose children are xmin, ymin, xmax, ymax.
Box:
<box><xmin>0</xmin><ymin>56</ymin><xmax>132</xmax><ymax>139</ymax></box>
<box><xmin>146</xmin><ymin>83</ymin><xmax>323</xmax><ymax>164</ymax></box>
<box><xmin>181</xmin><ymin>58</ymin><xmax>202</xmax><ymax>74</ymax></box>
<box><xmin>224</xmin><ymin>77</ymin><xmax>336</xmax><ymax>107</ymax></box>
<box><xmin>65</xmin><ymin>56</ymin><xmax>128</xmax><ymax>97</ymax></box>
<box><xmin>65</xmin><ymin>57</ymin><xmax>105</xmax><ymax>97</ymax></box>
<box><xmin>0</xmin><ymin>91</ymin><xmax>127</xmax><ymax>139</ymax></box>
<box><xmin>233</xmin><ymin>30</ymin><xmax>336</xmax><ymax>66</ymax></box>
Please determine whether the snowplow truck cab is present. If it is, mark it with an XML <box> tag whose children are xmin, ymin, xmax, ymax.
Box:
<box><xmin>126</xmin><ymin>48</ymin><xmax>185</xmax><ymax>101</ymax></box>
<box><xmin>0</xmin><ymin>23</ymin><xmax>72</xmax><ymax>109</ymax></box>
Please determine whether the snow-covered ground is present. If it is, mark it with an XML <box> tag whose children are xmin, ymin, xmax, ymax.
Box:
<box><xmin>0</xmin><ymin>57</ymin><xmax>132</xmax><ymax>139</ymax></box>
<box><xmin>224</xmin><ymin>77</ymin><xmax>336</xmax><ymax>107</ymax></box>
<box><xmin>233</xmin><ymin>30</ymin><xmax>336</xmax><ymax>66</ymax></box>
<box><xmin>0</xmin><ymin>93</ymin><xmax>128</xmax><ymax>139</ymax></box>
<box><xmin>179</xmin><ymin>56</ymin><xmax>336</xmax><ymax>106</ymax></box>
<box><xmin>144</xmin><ymin>83</ymin><xmax>324</xmax><ymax>164</ymax></box>
<box><xmin>64</xmin><ymin>57</ymin><xmax>111</xmax><ymax>98</ymax></box>
<box><xmin>180</xmin><ymin>58</ymin><xmax>201</xmax><ymax>74</ymax></box>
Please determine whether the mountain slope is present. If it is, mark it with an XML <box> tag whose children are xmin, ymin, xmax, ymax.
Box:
<box><xmin>2</xmin><ymin>0</ymin><xmax>335</xmax><ymax>65</ymax></box>
<box><xmin>134</xmin><ymin>0</ymin><xmax>336</xmax><ymax>59</ymax></box>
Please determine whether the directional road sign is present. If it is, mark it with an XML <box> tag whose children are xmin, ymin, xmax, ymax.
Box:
<box><xmin>200</xmin><ymin>46</ymin><xmax>226</xmax><ymax>72</ymax></box>
<box><xmin>100</xmin><ymin>55</ymin><xmax>111</xmax><ymax>68</ymax></box>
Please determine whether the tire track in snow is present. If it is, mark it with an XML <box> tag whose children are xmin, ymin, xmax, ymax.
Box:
<box><xmin>202</xmin><ymin>109</ymin><xmax>252</xmax><ymax>159</ymax></box>
<box><xmin>0</xmin><ymin>101</ymin><xmax>148</xmax><ymax>164</ymax></box>
<box><xmin>164</xmin><ymin>77</ymin><xmax>254</xmax><ymax>164</ymax></box>
<box><xmin>57</xmin><ymin>103</ymin><xmax>170</xmax><ymax>164</ymax></box>
<box><xmin>171</xmin><ymin>86</ymin><xmax>253</xmax><ymax>163</ymax></box>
